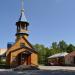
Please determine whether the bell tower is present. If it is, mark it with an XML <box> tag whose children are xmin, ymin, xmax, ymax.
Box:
<box><xmin>16</xmin><ymin>0</ymin><xmax>29</xmax><ymax>40</ymax></box>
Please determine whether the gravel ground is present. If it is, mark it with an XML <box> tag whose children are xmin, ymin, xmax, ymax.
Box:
<box><xmin>0</xmin><ymin>70</ymin><xmax>75</xmax><ymax>75</ymax></box>
<box><xmin>0</xmin><ymin>66</ymin><xmax>75</xmax><ymax>75</ymax></box>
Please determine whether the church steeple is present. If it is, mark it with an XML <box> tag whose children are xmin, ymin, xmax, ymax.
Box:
<box><xmin>19</xmin><ymin>0</ymin><xmax>27</xmax><ymax>22</ymax></box>
<box><xmin>16</xmin><ymin>0</ymin><xmax>29</xmax><ymax>40</ymax></box>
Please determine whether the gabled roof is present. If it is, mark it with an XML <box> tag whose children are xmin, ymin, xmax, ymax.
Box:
<box><xmin>6</xmin><ymin>36</ymin><xmax>38</xmax><ymax>56</ymax></box>
<box><xmin>65</xmin><ymin>51</ymin><xmax>75</xmax><ymax>57</ymax></box>
<box><xmin>48</xmin><ymin>52</ymin><xmax>68</xmax><ymax>59</ymax></box>
<box><xmin>21</xmin><ymin>36</ymin><xmax>38</xmax><ymax>53</ymax></box>
<box><xmin>11</xmin><ymin>46</ymin><xmax>37</xmax><ymax>54</ymax></box>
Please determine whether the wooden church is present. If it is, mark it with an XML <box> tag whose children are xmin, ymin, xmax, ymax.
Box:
<box><xmin>6</xmin><ymin>0</ymin><xmax>38</xmax><ymax>68</ymax></box>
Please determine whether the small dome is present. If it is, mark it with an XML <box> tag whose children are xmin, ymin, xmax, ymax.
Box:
<box><xmin>18</xmin><ymin>9</ymin><xmax>27</xmax><ymax>22</ymax></box>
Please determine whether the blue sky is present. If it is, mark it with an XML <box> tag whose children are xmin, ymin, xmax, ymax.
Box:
<box><xmin>0</xmin><ymin>0</ymin><xmax>75</xmax><ymax>48</ymax></box>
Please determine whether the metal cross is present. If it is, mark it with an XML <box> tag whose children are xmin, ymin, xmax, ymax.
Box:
<box><xmin>21</xmin><ymin>0</ymin><xmax>24</xmax><ymax>10</ymax></box>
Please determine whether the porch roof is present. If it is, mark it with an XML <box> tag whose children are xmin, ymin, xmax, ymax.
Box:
<box><xmin>0</xmin><ymin>48</ymin><xmax>7</xmax><ymax>56</ymax></box>
<box><xmin>48</xmin><ymin>52</ymin><xmax>68</xmax><ymax>59</ymax></box>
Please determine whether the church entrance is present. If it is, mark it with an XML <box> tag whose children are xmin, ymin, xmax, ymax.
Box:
<box><xmin>18</xmin><ymin>51</ymin><xmax>31</xmax><ymax>66</ymax></box>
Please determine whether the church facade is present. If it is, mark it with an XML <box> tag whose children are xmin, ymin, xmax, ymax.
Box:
<box><xmin>6</xmin><ymin>1</ymin><xmax>38</xmax><ymax>68</ymax></box>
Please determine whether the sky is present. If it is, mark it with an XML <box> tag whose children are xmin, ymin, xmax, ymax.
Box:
<box><xmin>0</xmin><ymin>0</ymin><xmax>75</xmax><ymax>48</ymax></box>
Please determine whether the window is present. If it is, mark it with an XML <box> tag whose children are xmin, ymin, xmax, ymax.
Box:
<box><xmin>20</xmin><ymin>43</ymin><xmax>25</xmax><ymax>47</ymax></box>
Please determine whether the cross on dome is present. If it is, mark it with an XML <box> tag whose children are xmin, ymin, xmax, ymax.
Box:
<box><xmin>18</xmin><ymin>0</ymin><xmax>27</xmax><ymax>22</ymax></box>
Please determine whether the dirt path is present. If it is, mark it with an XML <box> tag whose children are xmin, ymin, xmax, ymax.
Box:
<box><xmin>39</xmin><ymin>66</ymin><xmax>75</xmax><ymax>71</ymax></box>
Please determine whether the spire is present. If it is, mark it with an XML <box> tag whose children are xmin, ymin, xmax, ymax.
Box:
<box><xmin>18</xmin><ymin>0</ymin><xmax>27</xmax><ymax>22</ymax></box>
<box><xmin>21</xmin><ymin>0</ymin><xmax>24</xmax><ymax>11</ymax></box>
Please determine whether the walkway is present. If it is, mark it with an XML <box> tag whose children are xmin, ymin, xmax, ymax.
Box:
<box><xmin>39</xmin><ymin>66</ymin><xmax>75</xmax><ymax>71</ymax></box>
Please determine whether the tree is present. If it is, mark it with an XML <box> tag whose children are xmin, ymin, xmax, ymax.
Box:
<box><xmin>34</xmin><ymin>44</ymin><xmax>46</xmax><ymax>64</ymax></box>
<box><xmin>67</xmin><ymin>44</ymin><xmax>75</xmax><ymax>53</ymax></box>
<box><xmin>50</xmin><ymin>42</ymin><xmax>61</xmax><ymax>55</ymax></box>
<box><xmin>44</xmin><ymin>47</ymin><xmax>51</xmax><ymax>65</ymax></box>
<box><xmin>58</xmin><ymin>40</ymin><xmax>68</xmax><ymax>52</ymax></box>
<box><xmin>51</xmin><ymin>42</ymin><xmax>58</xmax><ymax>49</ymax></box>
<box><xmin>34</xmin><ymin>44</ymin><xmax>51</xmax><ymax>65</ymax></box>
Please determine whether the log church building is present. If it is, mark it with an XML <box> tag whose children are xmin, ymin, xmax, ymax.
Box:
<box><xmin>6</xmin><ymin>0</ymin><xmax>38</xmax><ymax>68</ymax></box>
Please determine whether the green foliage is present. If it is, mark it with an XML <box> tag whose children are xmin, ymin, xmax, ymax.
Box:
<box><xmin>34</xmin><ymin>44</ymin><xmax>51</xmax><ymax>65</ymax></box>
<box><xmin>66</xmin><ymin>44</ymin><xmax>75</xmax><ymax>53</ymax></box>
<box><xmin>51</xmin><ymin>42</ymin><xmax>58</xmax><ymax>49</ymax></box>
<box><xmin>58</xmin><ymin>40</ymin><xmax>68</xmax><ymax>52</ymax></box>
<box><xmin>50</xmin><ymin>42</ymin><xmax>61</xmax><ymax>55</ymax></box>
<box><xmin>33</xmin><ymin>40</ymin><xmax>75</xmax><ymax>65</ymax></box>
